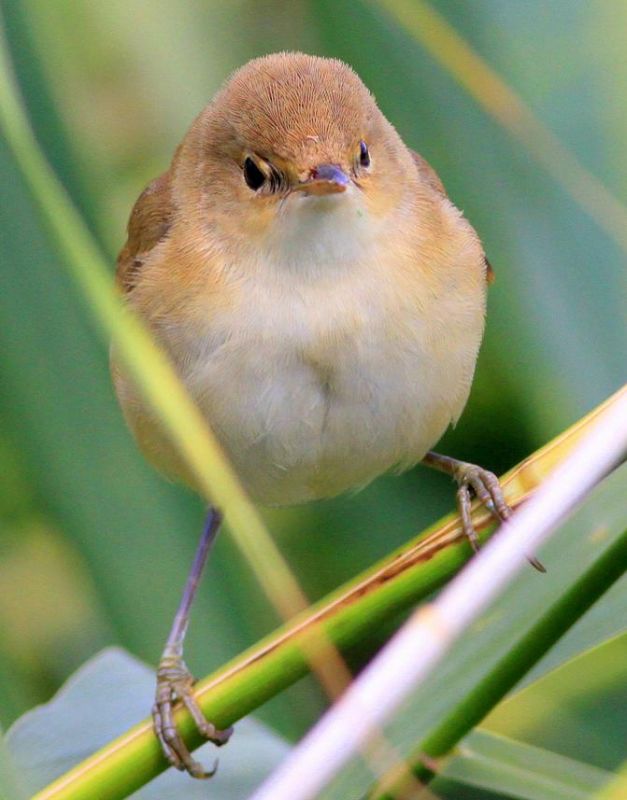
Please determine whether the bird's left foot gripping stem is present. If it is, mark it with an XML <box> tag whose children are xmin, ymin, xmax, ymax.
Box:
<box><xmin>153</xmin><ymin>647</ymin><xmax>232</xmax><ymax>778</ymax></box>
<box><xmin>152</xmin><ymin>507</ymin><xmax>233</xmax><ymax>778</ymax></box>
<box><xmin>422</xmin><ymin>452</ymin><xmax>545</xmax><ymax>572</ymax></box>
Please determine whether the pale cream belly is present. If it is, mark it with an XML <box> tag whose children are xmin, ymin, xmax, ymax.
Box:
<box><xmin>118</xmin><ymin>310</ymin><xmax>479</xmax><ymax>506</ymax></box>
<box><xmin>203</xmin><ymin>349</ymin><xmax>459</xmax><ymax>504</ymax></box>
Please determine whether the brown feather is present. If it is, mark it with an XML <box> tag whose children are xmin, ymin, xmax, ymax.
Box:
<box><xmin>410</xmin><ymin>149</ymin><xmax>447</xmax><ymax>197</ymax></box>
<box><xmin>411</xmin><ymin>150</ymin><xmax>494</xmax><ymax>284</ymax></box>
<box><xmin>485</xmin><ymin>256</ymin><xmax>496</xmax><ymax>283</ymax></box>
<box><xmin>116</xmin><ymin>169</ymin><xmax>175</xmax><ymax>293</ymax></box>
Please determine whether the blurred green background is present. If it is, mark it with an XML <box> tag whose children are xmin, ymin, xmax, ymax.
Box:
<box><xmin>0</xmin><ymin>0</ymin><xmax>624</xmax><ymax>745</ymax></box>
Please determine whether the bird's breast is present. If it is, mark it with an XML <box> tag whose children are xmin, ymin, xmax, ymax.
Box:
<box><xmin>153</xmin><ymin>242</ymin><xmax>483</xmax><ymax>505</ymax></box>
<box><xmin>116</xmin><ymin>194</ymin><xmax>487</xmax><ymax>506</ymax></box>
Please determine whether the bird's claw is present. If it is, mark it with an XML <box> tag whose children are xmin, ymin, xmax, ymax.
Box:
<box><xmin>453</xmin><ymin>461</ymin><xmax>545</xmax><ymax>572</ymax></box>
<box><xmin>153</xmin><ymin>653</ymin><xmax>233</xmax><ymax>778</ymax></box>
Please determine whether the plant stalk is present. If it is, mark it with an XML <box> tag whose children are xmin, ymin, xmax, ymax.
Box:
<box><xmin>33</xmin><ymin>386</ymin><xmax>626</xmax><ymax>800</ymax></box>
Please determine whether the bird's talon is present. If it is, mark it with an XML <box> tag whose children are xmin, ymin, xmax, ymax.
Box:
<box><xmin>211</xmin><ymin>725</ymin><xmax>233</xmax><ymax>746</ymax></box>
<box><xmin>452</xmin><ymin>461</ymin><xmax>544</xmax><ymax>572</ymax></box>
<box><xmin>527</xmin><ymin>555</ymin><xmax>547</xmax><ymax>573</ymax></box>
<box><xmin>153</xmin><ymin>655</ymin><xmax>231</xmax><ymax>778</ymax></box>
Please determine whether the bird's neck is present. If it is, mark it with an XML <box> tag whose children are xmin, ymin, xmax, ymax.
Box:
<box><xmin>251</xmin><ymin>191</ymin><xmax>385</xmax><ymax>279</ymax></box>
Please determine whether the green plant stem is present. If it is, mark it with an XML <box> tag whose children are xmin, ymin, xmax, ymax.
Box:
<box><xmin>32</xmin><ymin>516</ymin><xmax>470</xmax><ymax>799</ymax></box>
<box><xmin>31</xmin><ymin>392</ymin><xmax>626</xmax><ymax>799</ymax></box>
<box><xmin>371</xmin><ymin>516</ymin><xmax>627</xmax><ymax>798</ymax></box>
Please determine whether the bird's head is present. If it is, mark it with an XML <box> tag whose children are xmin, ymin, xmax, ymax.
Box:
<box><xmin>174</xmin><ymin>53</ymin><xmax>415</xmax><ymax>271</ymax></box>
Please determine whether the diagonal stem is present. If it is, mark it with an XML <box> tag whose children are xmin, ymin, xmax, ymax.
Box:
<box><xmin>249</xmin><ymin>390</ymin><xmax>627</xmax><ymax>800</ymax></box>
<box><xmin>32</xmin><ymin>386</ymin><xmax>626</xmax><ymax>800</ymax></box>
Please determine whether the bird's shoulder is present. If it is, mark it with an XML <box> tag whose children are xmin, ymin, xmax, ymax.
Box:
<box><xmin>410</xmin><ymin>149</ymin><xmax>494</xmax><ymax>283</ymax></box>
<box><xmin>116</xmin><ymin>168</ymin><xmax>176</xmax><ymax>293</ymax></box>
<box><xmin>410</xmin><ymin>149</ymin><xmax>447</xmax><ymax>197</ymax></box>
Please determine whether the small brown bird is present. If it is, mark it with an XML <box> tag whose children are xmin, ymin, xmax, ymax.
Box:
<box><xmin>112</xmin><ymin>52</ymin><xmax>534</xmax><ymax>778</ymax></box>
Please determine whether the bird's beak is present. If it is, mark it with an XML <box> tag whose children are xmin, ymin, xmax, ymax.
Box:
<box><xmin>292</xmin><ymin>164</ymin><xmax>350</xmax><ymax>196</ymax></box>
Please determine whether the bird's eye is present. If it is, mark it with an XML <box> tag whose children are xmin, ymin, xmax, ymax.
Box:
<box><xmin>243</xmin><ymin>157</ymin><xmax>266</xmax><ymax>190</ymax></box>
<box><xmin>359</xmin><ymin>140</ymin><xmax>370</xmax><ymax>168</ymax></box>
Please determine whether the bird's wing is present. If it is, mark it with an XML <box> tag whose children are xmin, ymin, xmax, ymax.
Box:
<box><xmin>116</xmin><ymin>169</ymin><xmax>175</xmax><ymax>293</ymax></box>
<box><xmin>410</xmin><ymin>149</ymin><xmax>447</xmax><ymax>197</ymax></box>
<box><xmin>411</xmin><ymin>149</ymin><xmax>494</xmax><ymax>283</ymax></box>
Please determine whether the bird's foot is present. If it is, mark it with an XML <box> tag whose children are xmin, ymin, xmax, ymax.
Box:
<box><xmin>153</xmin><ymin>651</ymin><xmax>233</xmax><ymax>778</ymax></box>
<box><xmin>451</xmin><ymin>460</ymin><xmax>545</xmax><ymax>572</ymax></box>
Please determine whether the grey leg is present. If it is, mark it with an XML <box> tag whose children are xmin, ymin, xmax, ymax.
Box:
<box><xmin>152</xmin><ymin>507</ymin><xmax>233</xmax><ymax>778</ymax></box>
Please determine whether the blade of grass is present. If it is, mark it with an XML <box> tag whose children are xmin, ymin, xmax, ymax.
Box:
<box><xmin>0</xmin><ymin>13</ymin><xmax>307</xmax><ymax>628</ymax></box>
<box><xmin>437</xmin><ymin>729</ymin><xmax>619</xmax><ymax>800</ymax></box>
<box><xmin>32</xmin><ymin>387</ymin><xmax>626</xmax><ymax>800</ymax></box>
<box><xmin>374</xmin><ymin>0</ymin><xmax>627</xmax><ymax>253</ymax></box>
<box><xmin>483</xmin><ymin>631</ymin><xmax>627</xmax><ymax>763</ymax></box>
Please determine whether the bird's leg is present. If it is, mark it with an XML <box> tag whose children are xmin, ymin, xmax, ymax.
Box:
<box><xmin>153</xmin><ymin>506</ymin><xmax>233</xmax><ymax>779</ymax></box>
<box><xmin>421</xmin><ymin>451</ymin><xmax>545</xmax><ymax>572</ymax></box>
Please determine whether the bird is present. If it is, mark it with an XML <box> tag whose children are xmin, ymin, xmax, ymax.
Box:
<box><xmin>111</xmin><ymin>51</ymin><xmax>536</xmax><ymax>778</ymax></box>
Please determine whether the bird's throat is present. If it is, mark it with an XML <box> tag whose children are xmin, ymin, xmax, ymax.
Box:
<box><xmin>261</xmin><ymin>190</ymin><xmax>378</xmax><ymax>276</ymax></box>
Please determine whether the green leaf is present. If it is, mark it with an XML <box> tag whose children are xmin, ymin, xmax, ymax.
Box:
<box><xmin>485</xmin><ymin>633</ymin><xmax>627</xmax><ymax>770</ymax></box>
<box><xmin>5</xmin><ymin>648</ymin><xmax>290</xmax><ymax>799</ymax></box>
<box><xmin>514</xmin><ymin>574</ymin><xmax>626</xmax><ymax>691</ymax></box>
<box><xmin>437</xmin><ymin>729</ymin><xmax>616</xmax><ymax>800</ymax></box>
